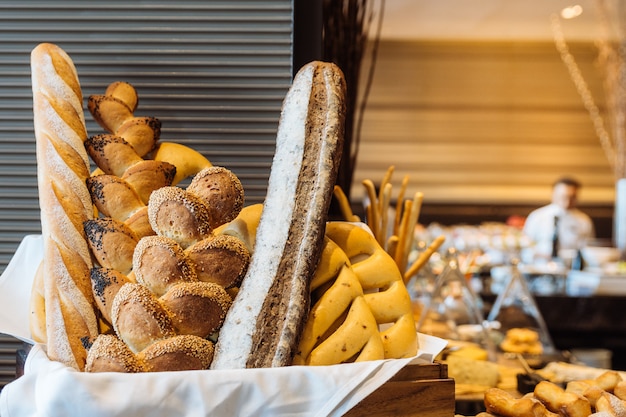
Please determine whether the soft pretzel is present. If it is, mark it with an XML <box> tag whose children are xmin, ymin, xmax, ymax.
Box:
<box><xmin>31</xmin><ymin>43</ymin><xmax>99</xmax><ymax>370</ymax></box>
<box><xmin>84</xmin><ymin>217</ymin><xmax>139</xmax><ymax>275</ymax></box>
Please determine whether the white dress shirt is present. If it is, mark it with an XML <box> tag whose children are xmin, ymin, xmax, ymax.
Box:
<box><xmin>522</xmin><ymin>203</ymin><xmax>595</xmax><ymax>260</ymax></box>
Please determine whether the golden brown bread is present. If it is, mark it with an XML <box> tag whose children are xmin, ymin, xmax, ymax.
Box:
<box><xmin>111</xmin><ymin>282</ymin><xmax>176</xmax><ymax>353</ymax></box>
<box><xmin>115</xmin><ymin>116</ymin><xmax>160</xmax><ymax>157</ymax></box>
<box><xmin>147</xmin><ymin>186</ymin><xmax>213</xmax><ymax>248</ymax></box>
<box><xmin>31</xmin><ymin>42</ymin><xmax>99</xmax><ymax>370</ymax></box>
<box><xmin>132</xmin><ymin>235</ymin><xmax>197</xmax><ymax>296</ymax></box>
<box><xmin>138</xmin><ymin>334</ymin><xmax>214</xmax><ymax>372</ymax></box>
<box><xmin>160</xmin><ymin>281</ymin><xmax>232</xmax><ymax>338</ymax></box>
<box><xmin>86</xmin><ymin>333</ymin><xmax>215</xmax><ymax>373</ymax></box>
<box><xmin>104</xmin><ymin>81</ymin><xmax>138</xmax><ymax>112</ymax></box>
<box><xmin>121</xmin><ymin>159</ymin><xmax>176</xmax><ymax>204</ymax></box>
<box><xmin>185</xmin><ymin>234</ymin><xmax>250</xmax><ymax>288</ymax></box>
<box><xmin>86</xmin><ymin>175</ymin><xmax>145</xmax><ymax>221</ymax></box>
<box><xmin>89</xmin><ymin>266</ymin><xmax>132</xmax><ymax>324</ymax></box>
<box><xmin>88</xmin><ymin>94</ymin><xmax>134</xmax><ymax>134</ymax></box>
<box><xmin>85</xmin><ymin>334</ymin><xmax>146</xmax><ymax>373</ymax></box>
<box><xmin>28</xmin><ymin>261</ymin><xmax>46</xmax><ymax>344</ymax></box>
<box><xmin>187</xmin><ymin>166</ymin><xmax>244</xmax><ymax>229</ymax></box>
<box><xmin>85</xmin><ymin>134</ymin><xmax>143</xmax><ymax>177</ymax></box>
<box><xmin>84</xmin><ymin>217</ymin><xmax>139</xmax><ymax>275</ymax></box>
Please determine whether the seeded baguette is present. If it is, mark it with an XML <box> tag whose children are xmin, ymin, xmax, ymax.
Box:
<box><xmin>211</xmin><ymin>61</ymin><xmax>346</xmax><ymax>369</ymax></box>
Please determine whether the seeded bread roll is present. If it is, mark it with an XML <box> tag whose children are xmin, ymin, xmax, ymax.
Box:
<box><xmin>147</xmin><ymin>186</ymin><xmax>213</xmax><ymax>248</ymax></box>
<box><xmin>85</xmin><ymin>334</ymin><xmax>146</xmax><ymax>373</ymax></box>
<box><xmin>31</xmin><ymin>42</ymin><xmax>99</xmax><ymax>370</ymax></box>
<box><xmin>160</xmin><ymin>281</ymin><xmax>232</xmax><ymax>338</ymax></box>
<box><xmin>187</xmin><ymin>166</ymin><xmax>244</xmax><ymax>229</ymax></box>
<box><xmin>90</xmin><ymin>266</ymin><xmax>132</xmax><ymax>324</ymax></box>
<box><xmin>211</xmin><ymin>61</ymin><xmax>346</xmax><ymax>369</ymax></box>
<box><xmin>138</xmin><ymin>335</ymin><xmax>215</xmax><ymax>372</ymax></box>
<box><xmin>132</xmin><ymin>235</ymin><xmax>197</xmax><ymax>297</ymax></box>
<box><xmin>111</xmin><ymin>282</ymin><xmax>176</xmax><ymax>353</ymax></box>
<box><xmin>185</xmin><ymin>234</ymin><xmax>250</xmax><ymax>288</ymax></box>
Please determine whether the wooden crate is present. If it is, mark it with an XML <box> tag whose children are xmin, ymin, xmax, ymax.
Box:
<box><xmin>344</xmin><ymin>362</ymin><xmax>455</xmax><ymax>417</ymax></box>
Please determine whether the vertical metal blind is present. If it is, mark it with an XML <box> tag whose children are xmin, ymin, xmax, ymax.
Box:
<box><xmin>0</xmin><ymin>0</ymin><xmax>293</xmax><ymax>389</ymax></box>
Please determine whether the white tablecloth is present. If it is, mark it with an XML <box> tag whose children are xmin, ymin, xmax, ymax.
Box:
<box><xmin>0</xmin><ymin>235</ymin><xmax>446</xmax><ymax>417</ymax></box>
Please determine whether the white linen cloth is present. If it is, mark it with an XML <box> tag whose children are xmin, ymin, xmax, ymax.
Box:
<box><xmin>0</xmin><ymin>235</ymin><xmax>446</xmax><ymax>417</ymax></box>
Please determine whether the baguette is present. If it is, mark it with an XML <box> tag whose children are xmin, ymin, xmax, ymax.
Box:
<box><xmin>211</xmin><ymin>61</ymin><xmax>346</xmax><ymax>369</ymax></box>
<box><xmin>31</xmin><ymin>43</ymin><xmax>99</xmax><ymax>370</ymax></box>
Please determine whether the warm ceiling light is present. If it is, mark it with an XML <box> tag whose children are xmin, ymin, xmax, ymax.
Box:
<box><xmin>561</xmin><ymin>5</ymin><xmax>583</xmax><ymax>19</ymax></box>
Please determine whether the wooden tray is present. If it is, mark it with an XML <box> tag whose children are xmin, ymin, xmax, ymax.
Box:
<box><xmin>344</xmin><ymin>362</ymin><xmax>455</xmax><ymax>417</ymax></box>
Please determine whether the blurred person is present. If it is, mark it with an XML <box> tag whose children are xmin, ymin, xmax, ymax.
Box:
<box><xmin>522</xmin><ymin>177</ymin><xmax>595</xmax><ymax>263</ymax></box>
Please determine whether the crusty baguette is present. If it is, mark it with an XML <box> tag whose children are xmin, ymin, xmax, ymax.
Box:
<box><xmin>31</xmin><ymin>43</ymin><xmax>99</xmax><ymax>370</ymax></box>
<box><xmin>211</xmin><ymin>61</ymin><xmax>346</xmax><ymax>369</ymax></box>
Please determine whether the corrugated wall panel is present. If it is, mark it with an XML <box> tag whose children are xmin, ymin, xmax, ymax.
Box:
<box><xmin>0</xmin><ymin>0</ymin><xmax>294</xmax><ymax>390</ymax></box>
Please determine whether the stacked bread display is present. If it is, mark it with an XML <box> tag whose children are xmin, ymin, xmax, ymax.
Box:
<box><xmin>29</xmin><ymin>42</ymin><xmax>419</xmax><ymax>374</ymax></box>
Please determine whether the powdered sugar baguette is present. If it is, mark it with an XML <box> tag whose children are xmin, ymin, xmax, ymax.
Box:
<box><xmin>31</xmin><ymin>43</ymin><xmax>99</xmax><ymax>370</ymax></box>
<box><xmin>211</xmin><ymin>61</ymin><xmax>346</xmax><ymax>369</ymax></box>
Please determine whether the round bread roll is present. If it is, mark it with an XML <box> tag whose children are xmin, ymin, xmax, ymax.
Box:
<box><xmin>185</xmin><ymin>234</ymin><xmax>250</xmax><ymax>289</ymax></box>
<box><xmin>186</xmin><ymin>166</ymin><xmax>244</xmax><ymax>229</ymax></box>
<box><xmin>160</xmin><ymin>281</ymin><xmax>232</xmax><ymax>338</ymax></box>
<box><xmin>138</xmin><ymin>334</ymin><xmax>214</xmax><ymax>372</ymax></box>
<box><xmin>85</xmin><ymin>334</ymin><xmax>146</xmax><ymax>373</ymax></box>
<box><xmin>147</xmin><ymin>186</ymin><xmax>213</xmax><ymax>248</ymax></box>
<box><xmin>111</xmin><ymin>282</ymin><xmax>176</xmax><ymax>353</ymax></box>
<box><xmin>84</xmin><ymin>217</ymin><xmax>139</xmax><ymax>274</ymax></box>
<box><xmin>133</xmin><ymin>235</ymin><xmax>198</xmax><ymax>297</ymax></box>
